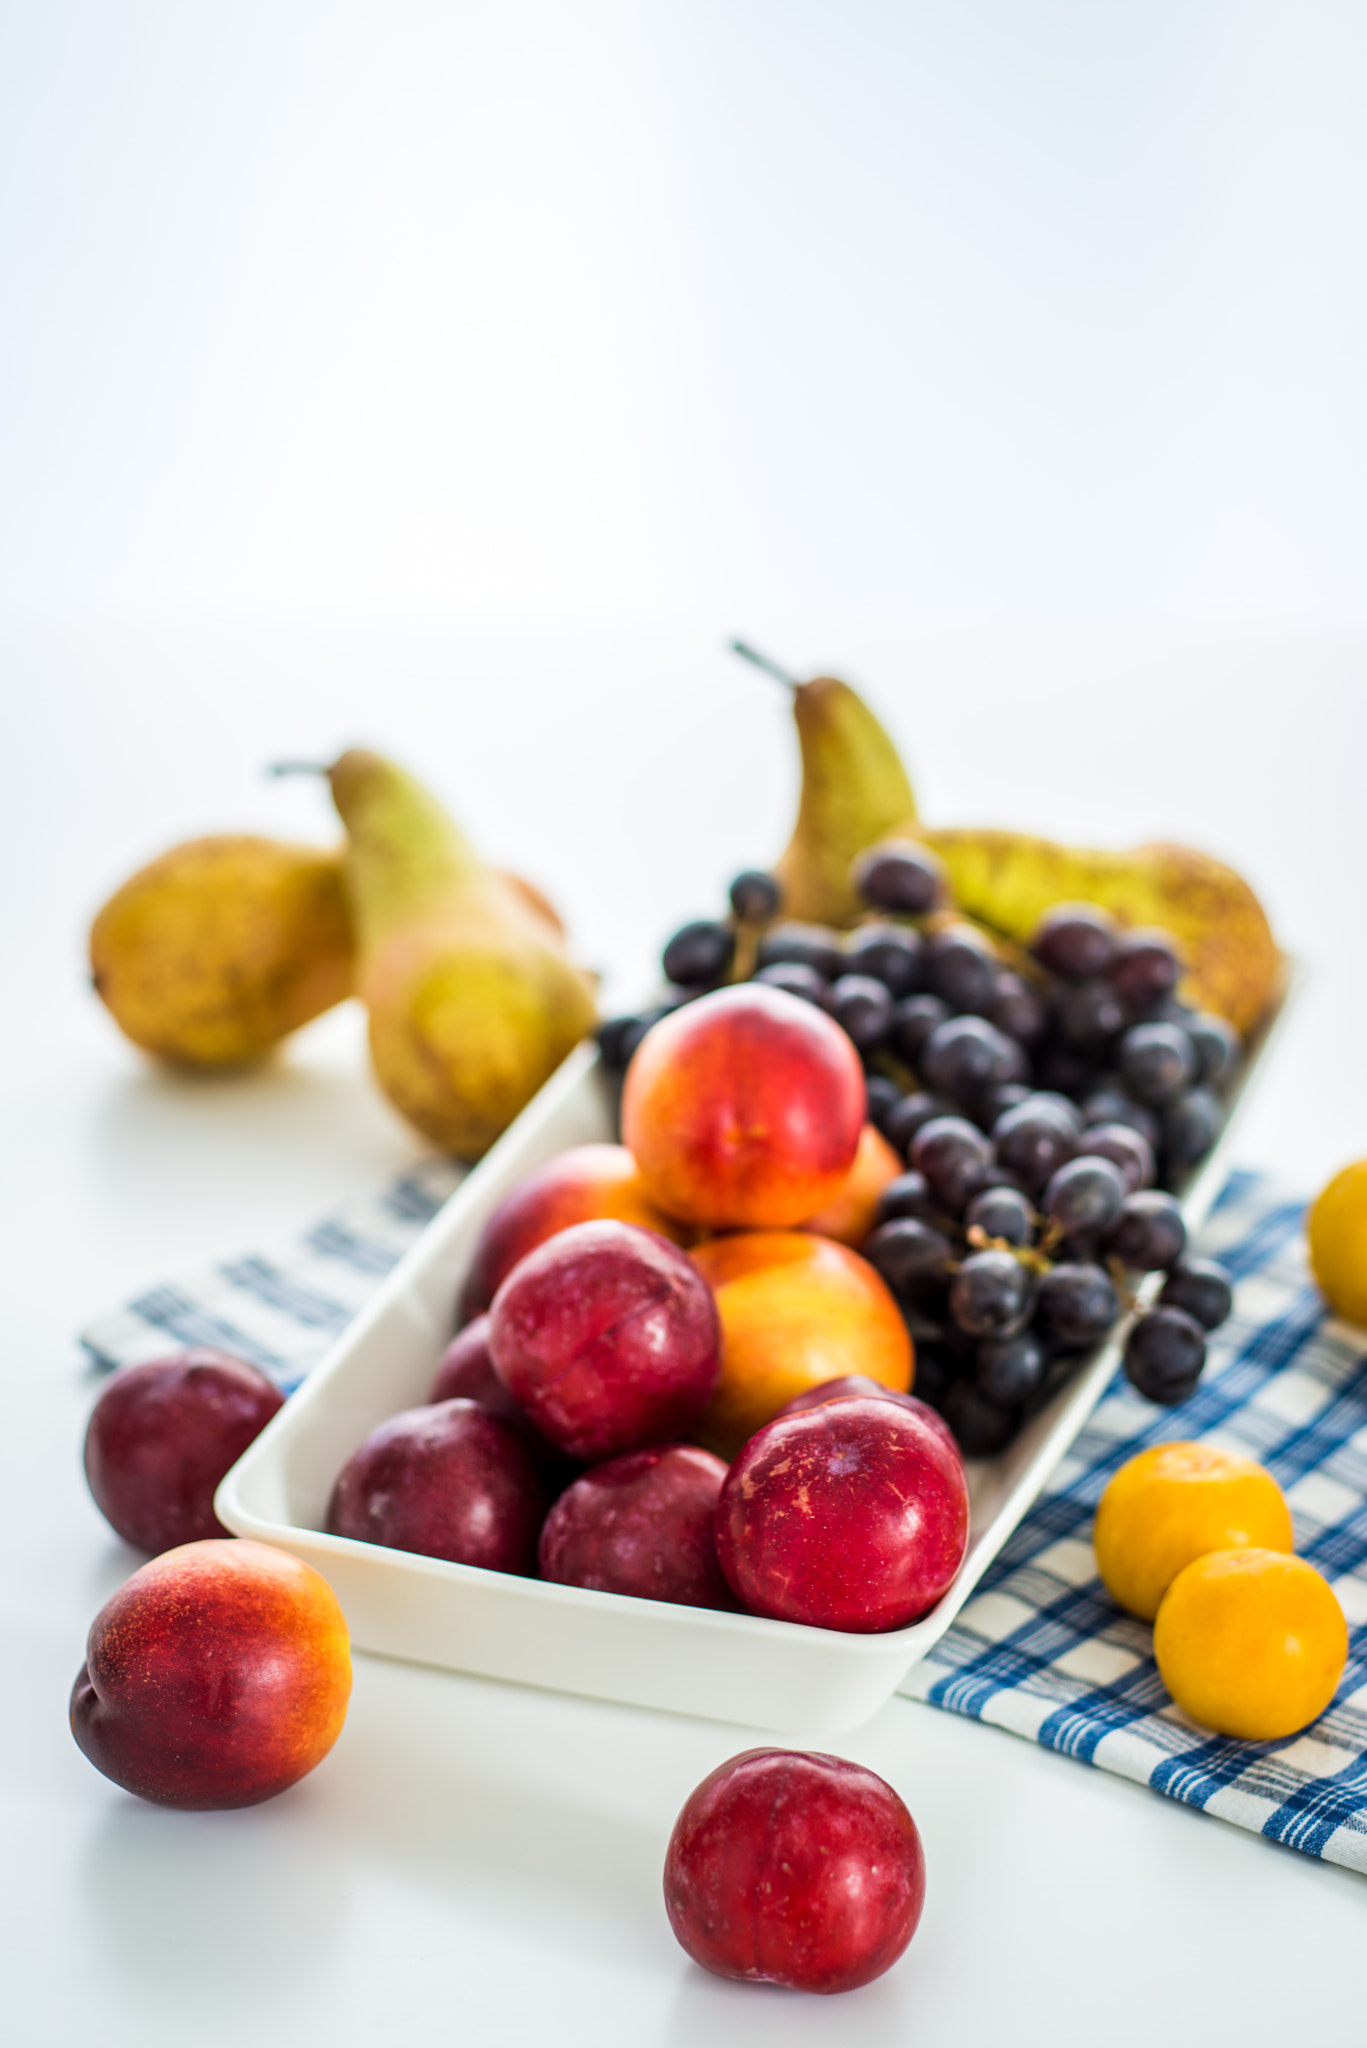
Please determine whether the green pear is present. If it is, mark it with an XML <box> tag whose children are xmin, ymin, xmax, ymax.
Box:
<box><xmin>329</xmin><ymin>749</ymin><xmax>597</xmax><ymax>1158</ymax></box>
<box><xmin>90</xmin><ymin>836</ymin><xmax>353</xmax><ymax>1067</ymax></box>
<box><xmin>773</xmin><ymin>676</ymin><xmax>919</xmax><ymax>927</ymax></box>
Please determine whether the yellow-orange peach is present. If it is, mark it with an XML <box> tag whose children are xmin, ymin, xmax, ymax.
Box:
<box><xmin>800</xmin><ymin>1124</ymin><xmax>904</xmax><ymax>1247</ymax></box>
<box><xmin>459</xmin><ymin>1142</ymin><xmax>693</xmax><ymax>1319</ymax></box>
<box><xmin>689</xmin><ymin>1232</ymin><xmax>913</xmax><ymax>1458</ymax></box>
<box><xmin>622</xmin><ymin>986</ymin><xmax>865</xmax><ymax>1230</ymax></box>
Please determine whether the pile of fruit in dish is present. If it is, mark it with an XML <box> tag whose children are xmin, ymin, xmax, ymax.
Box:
<box><xmin>600</xmin><ymin>861</ymin><xmax>1241</xmax><ymax>1457</ymax></box>
<box><xmin>328</xmin><ymin>981</ymin><xmax>971</xmax><ymax>1634</ymax></box>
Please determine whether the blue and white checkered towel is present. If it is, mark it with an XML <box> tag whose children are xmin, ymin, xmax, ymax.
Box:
<box><xmin>79</xmin><ymin>1164</ymin><xmax>1367</xmax><ymax>1872</ymax></box>
<box><xmin>903</xmin><ymin>1167</ymin><xmax>1367</xmax><ymax>1875</ymax></box>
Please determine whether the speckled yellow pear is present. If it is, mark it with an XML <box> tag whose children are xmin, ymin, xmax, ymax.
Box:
<box><xmin>329</xmin><ymin>749</ymin><xmax>597</xmax><ymax>1159</ymax></box>
<box><xmin>89</xmin><ymin>836</ymin><xmax>353</xmax><ymax>1067</ymax></box>
<box><xmin>772</xmin><ymin>676</ymin><xmax>919</xmax><ymax>928</ymax></box>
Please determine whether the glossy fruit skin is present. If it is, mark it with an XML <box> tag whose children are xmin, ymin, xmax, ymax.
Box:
<box><xmin>1123</xmin><ymin>1306</ymin><xmax>1206</xmax><ymax>1403</ymax></box>
<box><xmin>1043</xmin><ymin>1156</ymin><xmax>1126</xmax><ymax>1236</ymax></box>
<box><xmin>776</xmin><ymin>1373</ymin><xmax>958</xmax><ymax>1457</ymax></box>
<box><xmin>1079</xmin><ymin>1121</ymin><xmax>1155</xmax><ymax>1193</ymax></box>
<box><xmin>1159</xmin><ymin>1259</ymin><xmax>1234</xmax><ymax>1331</ymax></box>
<box><xmin>69</xmin><ymin>1539</ymin><xmax>351</xmax><ymax>1809</ymax></box>
<box><xmin>83</xmin><ymin>1352</ymin><xmax>284</xmax><ymax>1554</ymax></box>
<box><xmin>457</xmin><ymin>1142</ymin><xmax>692</xmax><ymax>1320</ymax></box>
<box><xmin>715</xmin><ymin>1398</ymin><xmax>968</xmax><ymax>1631</ymax></box>
<box><xmin>949</xmin><ymin>1249</ymin><xmax>1032</xmax><ymax>1340</ymax></box>
<box><xmin>841</xmin><ymin>923</ymin><xmax>926</xmax><ymax>997</ymax></box>
<box><xmin>799</xmin><ymin>1122</ymin><xmax>904</xmax><ymax>1247</ymax></box>
<box><xmin>1094</xmin><ymin>1441</ymin><xmax>1294</xmax><ymax>1620</ymax></box>
<box><xmin>940</xmin><ymin>1379</ymin><xmax>1017</xmax><ymax>1455</ymax></box>
<box><xmin>489</xmin><ymin>1220</ymin><xmax>721</xmax><ymax>1462</ymax></box>
<box><xmin>1106</xmin><ymin>1190</ymin><xmax>1187</xmax><ymax>1271</ymax></box>
<box><xmin>664</xmin><ymin>1747</ymin><xmax>925</xmax><ymax>1994</ymax></box>
<box><xmin>853</xmin><ymin>837</ymin><xmax>945</xmax><ymax>915</ymax></box>
<box><xmin>1154</xmin><ymin>1549</ymin><xmax>1347</xmax><ymax>1740</ymax></box>
<box><xmin>755</xmin><ymin>923</ymin><xmax>844</xmax><ymax>979</ymax></box>
<box><xmin>823</xmin><ymin>972</ymin><xmax>894</xmax><ymax>1051</ymax></box>
<box><xmin>327</xmin><ymin>1399</ymin><xmax>549</xmax><ymax>1572</ymax></box>
<box><xmin>1307</xmin><ymin>1160</ymin><xmax>1367</xmax><ymax>1325</ymax></box>
<box><xmin>538</xmin><ymin>1446</ymin><xmax>737</xmax><ymax>1610</ymax></box>
<box><xmin>622</xmin><ymin>984</ymin><xmax>865</xmax><ymax>1230</ymax></box>
<box><xmin>863</xmin><ymin>1217</ymin><xmax>954</xmax><ymax>1308</ymax></box>
<box><xmin>909</xmin><ymin>1114</ymin><xmax>994</xmax><ymax>1214</ymax></box>
<box><xmin>729</xmin><ymin>870</ymin><xmax>781</xmax><ymax>921</ymax></box>
<box><xmin>1034</xmin><ymin>1262</ymin><xmax>1119</xmax><ymax>1349</ymax></box>
<box><xmin>1031</xmin><ymin>904</ymin><xmax>1117</xmax><ymax>980</ymax></box>
<box><xmin>429</xmin><ymin>1315</ymin><xmax>581</xmax><ymax>1490</ymax></box>
<box><xmin>690</xmin><ymin>1233</ymin><xmax>912</xmax><ymax>1458</ymax></box>
<box><xmin>662</xmin><ymin>919</ymin><xmax>735</xmax><ymax>988</ymax></box>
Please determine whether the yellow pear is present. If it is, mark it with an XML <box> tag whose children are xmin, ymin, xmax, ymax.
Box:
<box><xmin>89</xmin><ymin>836</ymin><xmax>353</xmax><ymax>1067</ymax></box>
<box><xmin>773</xmin><ymin>675</ymin><xmax>919</xmax><ymax>927</ymax></box>
<box><xmin>329</xmin><ymin>748</ymin><xmax>597</xmax><ymax>1159</ymax></box>
<box><xmin>921</xmin><ymin>830</ymin><xmax>1281</xmax><ymax>1036</ymax></box>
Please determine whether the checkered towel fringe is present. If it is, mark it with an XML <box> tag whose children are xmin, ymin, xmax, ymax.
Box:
<box><xmin>902</xmin><ymin>1167</ymin><xmax>1367</xmax><ymax>1874</ymax></box>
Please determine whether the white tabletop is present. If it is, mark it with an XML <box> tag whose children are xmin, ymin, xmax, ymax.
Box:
<box><xmin>5</xmin><ymin>5</ymin><xmax>1367</xmax><ymax>2039</ymax></box>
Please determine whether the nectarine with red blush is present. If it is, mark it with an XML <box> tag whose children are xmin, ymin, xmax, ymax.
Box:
<box><xmin>489</xmin><ymin>1220</ymin><xmax>720</xmax><ymax>1461</ymax></box>
<box><xmin>458</xmin><ymin>1142</ymin><xmax>693</xmax><ymax>1321</ymax></box>
<box><xmin>716</xmin><ymin>1397</ymin><xmax>968</xmax><ymax>1631</ymax></box>
<box><xmin>800</xmin><ymin>1123</ymin><xmax>904</xmax><ymax>1247</ymax></box>
<box><xmin>83</xmin><ymin>1350</ymin><xmax>284</xmax><ymax>1553</ymax></box>
<box><xmin>664</xmin><ymin>1747</ymin><xmax>925</xmax><ymax>1993</ymax></box>
<box><xmin>776</xmin><ymin>1372</ymin><xmax>957</xmax><ymax>1457</ymax></box>
<box><xmin>70</xmin><ymin>1539</ymin><xmax>350</xmax><ymax>1809</ymax></box>
<box><xmin>621</xmin><ymin>984</ymin><xmax>865</xmax><ymax>1229</ymax></box>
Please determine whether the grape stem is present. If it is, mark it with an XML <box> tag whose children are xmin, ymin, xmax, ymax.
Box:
<box><xmin>729</xmin><ymin>638</ymin><xmax>801</xmax><ymax>691</ymax></box>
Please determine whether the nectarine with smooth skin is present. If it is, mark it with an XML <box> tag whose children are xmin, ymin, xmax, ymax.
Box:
<box><xmin>327</xmin><ymin>1399</ymin><xmax>548</xmax><ymax>1572</ymax></box>
<box><xmin>429</xmin><ymin>1313</ymin><xmax>580</xmax><ymax>1490</ymax></box>
<box><xmin>689</xmin><ymin>1232</ymin><xmax>913</xmax><ymax>1458</ymax></box>
<box><xmin>83</xmin><ymin>1351</ymin><xmax>284</xmax><ymax>1553</ymax></box>
<box><xmin>664</xmin><ymin>1747</ymin><xmax>925</xmax><ymax>1993</ymax></box>
<box><xmin>716</xmin><ymin>1398</ymin><xmax>968</xmax><ymax>1631</ymax></box>
<box><xmin>489</xmin><ymin>1220</ymin><xmax>720</xmax><ymax>1461</ymax></box>
<box><xmin>777</xmin><ymin>1372</ymin><xmax>957</xmax><ymax>1458</ymax></box>
<box><xmin>539</xmin><ymin>1445</ymin><xmax>737</xmax><ymax>1609</ymax></box>
<box><xmin>70</xmin><ymin>1539</ymin><xmax>350</xmax><ymax>1809</ymax></box>
<box><xmin>458</xmin><ymin>1143</ymin><xmax>693</xmax><ymax>1321</ymax></box>
<box><xmin>800</xmin><ymin>1123</ymin><xmax>904</xmax><ymax>1247</ymax></box>
<box><xmin>622</xmin><ymin>984</ymin><xmax>865</xmax><ymax>1229</ymax></box>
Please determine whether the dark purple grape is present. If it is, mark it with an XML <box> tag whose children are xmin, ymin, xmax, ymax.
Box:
<box><xmin>753</xmin><ymin>961</ymin><xmax>827</xmax><ymax>1005</ymax></box>
<box><xmin>910</xmin><ymin>1116</ymin><xmax>995</xmax><ymax>1214</ymax></box>
<box><xmin>1035</xmin><ymin>1263</ymin><xmax>1120</xmax><ymax>1349</ymax></box>
<box><xmin>596</xmin><ymin>1014</ymin><xmax>640</xmax><ymax>1070</ymax></box>
<box><xmin>1159</xmin><ymin>1259</ymin><xmax>1234</xmax><ymax>1331</ymax></box>
<box><xmin>1109</xmin><ymin>928</ymin><xmax>1182</xmax><ymax>1010</ymax></box>
<box><xmin>1043</xmin><ymin>1156</ymin><xmax>1127</xmax><ymax>1235</ymax></box>
<box><xmin>925</xmin><ymin>927</ymin><xmax>998</xmax><ymax>1014</ymax></box>
<box><xmin>986</xmin><ymin>971</ymin><xmax>1048</xmax><ymax>1048</ymax></box>
<box><xmin>909</xmin><ymin>1342</ymin><xmax>958</xmax><ymax>1408</ymax></box>
<box><xmin>1052</xmin><ymin>977</ymin><xmax>1128</xmax><ymax>1050</ymax></box>
<box><xmin>889</xmin><ymin>993</ymin><xmax>951</xmax><ymax>1063</ymax></box>
<box><xmin>728</xmin><ymin>870</ymin><xmax>781</xmax><ymax>922</ymax></box>
<box><xmin>1032</xmin><ymin>1043</ymin><xmax>1102</xmax><ymax>1096</ymax></box>
<box><xmin>978</xmin><ymin>1081</ymin><xmax>1031</xmax><ymax>1129</ymax></box>
<box><xmin>1106</xmin><ymin>1190</ymin><xmax>1186</xmax><ymax>1271</ymax></box>
<box><xmin>975</xmin><ymin>1331</ymin><xmax>1047</xmax><ymax>1405</ymax></box>
<box><xmin>1030</xmin><ymin>1092</ymin><xmax>1085</xmax><ymax>1135</ymax></box>
<box><xmin>1162</xmin><ymin>1086</ymin><xmax>1222</xmax><ymax>1171</ymax></box>
<box><xmin>885</xmin><ymin>1091</ymin><xmax>953</xmax><ymax>1159</ymax></box>
<box><xmin>1124</xmin><ymin>1307</ymin><xmax>1206</xmax><ymax>1403</ymax></box>
<box><xmin>662</xmin><ymin>919</ymin><xmax>734</xmax><ymax>987</ymax></box>
<box><xmin>864</xmin><ymin>1074</ymin><xmax>903</xmax><ymax>1134</ymax></box>
<box><xmin>616</xmin><ymin>1007</ymin><xmax>673</xmax><ymax>1064</ymax></box>
<box><xmin>920</xmin><ymin>1015</ymin><xmax>1024</xmax><ymax>1106</ymax></box>
<box><xmin>950</xmin><ymin>1250</ymin><xmax>1033</xmax><ymax>1340</ymax></box>
<box><xmin>964</xmin><ymin>1185</ymin><xmax>1035</xmax><ymax>1247</ymax></box>
<box><xmin>1031</xmin><ymin>905</ymin><xmax>1117</xmax><ymax>980</ymax></box>
<box><xmin>852</xmin><ymin>840</ymin><xmax>946</xmax><ymax>916</ymax></box>
<box><xmin>1076</xmin><ymin>1122</ymin><xmax>1155</xmax><ymax>1193</ymax></box>
<box><xmin>755</xmin><ymin>922</ymin><xmax>843</xmax><ymax>979</ymax></box>
<box><xmin>863</xmin><ymin>1218</ymin><xmax>955</xmax><ymax>1306</ymax></box>
<box><xmin>940</xmin><ymin>1379</ymin><xmax>1018</xmax><ymax>1454</ymax></box>
<box><xmin>1117</xmin><ymin>1022</ymin><xmax>1198</xmax><ymax>1105</ymax></box>
<box><xmin>823</xmin><ymin>973</ymin><xmax>893</xmax><ymax>1051</ymax></box>
<box><xmin>874</xmin><ymin>1170</ymin><xmax>939</xmax><ymax>1227</ymax></box>
<box><xmin>1078</xmin><ymin>1085</ymin><xmax>1160</xmax><ymax>1151</ymax></box>
<box><xmin>992</xmin><ymin>1098</ymin><xmax>1077</xmax><ymax>1191</ymax></box>
<box><xmin>1187</xmin><ymin>1012</ymin><xmax>1239</xmax><ymax>1089</ymax></box>
<box><xmin>841</xmin><ymin>923</ymin><xmax>926</xmax><ymax>997</ymax></box>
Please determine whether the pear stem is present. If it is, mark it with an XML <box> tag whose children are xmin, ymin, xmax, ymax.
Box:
<box><xmin>729</xmin><ymin>638</ymin><xmax>801</xmax><ymax>691</ymax></box>
<box><xmin>266</xmin><ymin>760</ymin><xmax>330</xmax><ymax>778</ymax></box>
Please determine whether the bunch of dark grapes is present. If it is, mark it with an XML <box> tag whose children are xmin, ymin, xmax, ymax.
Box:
<box><xmin>598</xmin><ymin>851</ymin><xmax>1240</xmax><ymax>1456</ymax></box>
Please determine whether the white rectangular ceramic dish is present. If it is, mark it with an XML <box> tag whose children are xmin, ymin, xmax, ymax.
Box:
<box><xmin>218</xmin><ymin>976</ymin><xmax>1293</xmax><ymax>1734</ymax></box>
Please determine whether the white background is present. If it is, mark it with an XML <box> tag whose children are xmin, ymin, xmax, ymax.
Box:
<box><xmin>3</xmin><ymin>5</ymin><xmax>1367</xmax><ymax>2042</ymax></box>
